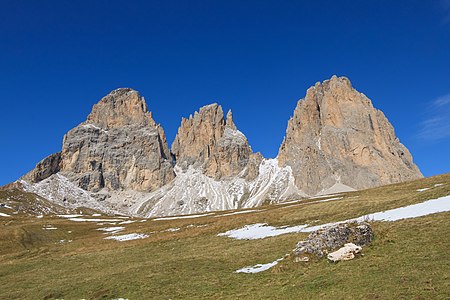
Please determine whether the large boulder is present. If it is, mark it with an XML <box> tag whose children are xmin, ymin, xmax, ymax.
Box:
<box><xmin>293</xmin><ymin>222</ymin><xmax>373</xmax><ymax>261</ymax></box>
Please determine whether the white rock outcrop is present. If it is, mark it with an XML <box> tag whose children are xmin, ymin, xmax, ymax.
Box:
<box><xmin>327</xmin><ymin>243</ymin><xmax>362</xmax><ymax>262</ymax></box>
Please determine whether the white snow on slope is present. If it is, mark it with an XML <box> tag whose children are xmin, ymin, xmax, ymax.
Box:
<box><xmin>235</xmin><ymin>257</ymin><xmax>284</xmax><ymax>274</ymax></box>
<box><xmin>215</xmin><ymin>209</ymin><xmax>262</xmax><ymax>217</ymax></box>
<box><xmin>104</xmin><ymin>233</ymin><xmax>149</xmax><ymax>241</ymax></box>
<box><xmin>57</xmin><ymin>214</ymin><xmax>83</xmax><ymax>218</ymax></box>
<box><xmin>416</xmin><ymin>183</ymin><xmax>445</xmax><ymax>192</ymax></box>
<box><xmin>131</xmin><ymin>166</ymin><xmax>241</xmax><ymax>217</ymax></box>
<box><xmin>97</xmin><ymin>226</ymin><xmax>125</xmax><ymax>233</ymax></box>
<box><xmin>163</xmin><ymin>227</ymin><xmax>181</xmax><ymax>232</ymax></box>
<box><xmin>152</xmin><ymin>212</ymin><xmax>215</xmax><ymax>221</ymax></box>
<box><xmin>20</xmin><ymin>174</ymin><xmax>114</xmax><ymax>213</ymax></box>
<box><xmin>355</xmin><ymin>195</ymin><xmax>450</xmax><ymax>222</ymax></box>
<box><xmin>68</xmin><ymin>218</ymin><xmax>123</xmax><ymax>222</ymax></box>
<box><xmin>243</xmin><ymin>159</ymin><xmax>307</xmax><ymax>208</ymax></box>
<box><xmin>43</xmin><ymin>226</ymin><xmax>57</xmax><ymax>230</ymax></box>
<box><xmin>118</xmin><ymin>220</ymin><xmax>136</xmax><ymax>224</ymax></box>
<box><xmin>278</xmin><ymin>196</ymin><xmax>344</xmax><ymax>210</ymax></box>
<box><xmin>219</xmin><ymin>195</ymin><xmax>450</xmax><ymax>240</ymax></box>
<box><xmin>314</xmin><ymin>197</ymin><xmax>343</xmax><ymax>203</ymax></box>
<box><xmin>0</xmin><ymin>212</ymin><xmax>11</xmax><ymax>217</ymax></box>
<box><xmin>132</xmin><ymin>159</ymin><xmax>307</xmax><ymax>217</ymax></box>
<box><xmin>309</xmin><ymin>193</ymin><xmax>342</xmax><ymax>199</ymax></box>
<box><xmin>218</xmin><ymin>223</ymin><xmax>309</xmax><ymax>240</ymax></box>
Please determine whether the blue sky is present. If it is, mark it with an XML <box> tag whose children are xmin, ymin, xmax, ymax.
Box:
<box><xmin>1</xmin><ymin>0</ymin><xmax>449</xmax><ymax>185</ymax></box>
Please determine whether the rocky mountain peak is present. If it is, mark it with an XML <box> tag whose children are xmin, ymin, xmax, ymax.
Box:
<box><xmin>86</xmin><ymin>88</ymin><xmax>156</xmax><ymax>129</ymax></box>
<box><xmin>23</xmin><ymin>88</ymin><xmax>175</xmax><ymax>195</ymax></box>
<box><xmin>18</xmin><ymin>76</ymin><xmax>423</xmax><ymax>217</ymax></box>
<box><xmin>278</xmin><ymin>75</ymin><xmax>422</xmax><ymax>195</ymax></box>
<box><xmin>172</xmin><ymin>103</ymin><xmax>261</xmax><ymax>180</ymax></box>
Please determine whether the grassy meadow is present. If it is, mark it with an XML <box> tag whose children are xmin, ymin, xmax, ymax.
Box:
<box><xmin>0</xmin><ymin>173</ymin><xmax>449</xmax><ymax>299</ymax></box>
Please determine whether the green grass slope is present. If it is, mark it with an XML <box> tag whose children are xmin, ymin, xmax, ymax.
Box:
<box><xmin>1</xmin><ymin>174</ymin><xmax>449</xmax><ymax>299</ymax></box>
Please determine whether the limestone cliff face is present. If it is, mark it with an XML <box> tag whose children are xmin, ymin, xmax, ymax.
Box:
<box><xmin>277</xmin><ymin>75</ymin><xmax>422</xmax><ymax>195</ymax></box>
<box><xmin>24</xmin><ymin>88</ymin><xmax>175</xmax><ymax>193</ymax></box>
<box><xmin>172</xmin><ymin>104</ymin><xmax>261</xmax><ymax>180</ymax></box>
<box><xmin>19</xmin><ymin>77</ymin><xmax>423</xmax><ymax>217</ymax></box>
<box><xmin>22</xmin><ymin>152</ymin><xmax>61</xmax><ymax>183</ymax></box>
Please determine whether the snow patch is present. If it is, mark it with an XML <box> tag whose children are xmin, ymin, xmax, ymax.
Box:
<box><xmin>43</xmin><ymin>226</ymin><xmax>57</xmax><ymax>230</ymax></box>
<box><xmin>97</xmin><ymin>226</ymin><xmax>125</xmax><ymax>233</ymax></box>
<box><xmin>314</xmin><ymin>197</ymin><xmax>343</xmax><ymax>203</ymax></box>
<box><xmin>118</xmin><ymin>220</ymin><xmax>136</xmax><ymax>224</ymax></box>
<box><xmin>235</xmin><ymin>257</ymin><xmax>284</xmax><ymax>273</ymax></box>
<box><xmin>163</xmin><ymin>227</ymin><xmax>180</xmax><ymax>232</ymax></box>
<box><xmin>104</xmin><ymin>233</ymin><xmax>149</xmax><ymax>241</ymax></box>
<box><xmin>133</xmin><ymin>159</ymin><xmax>307</xmax><ymax>218</ymax></box>
<box><xmin>354</xmin><ymin>195</ymin><xmax>450</xmax><ymax>222</ymax></box>
<box><xmin>215</xmin><ymin>209</ymin><xmax>261</xmax><ymax>217</ymax></box>
<box><xmin>219</xmin><ymin>195</ymin><xmax>450</xmax><ymax>240</ymax></box>
<box><xmin>153</xmin><ymin>212</ymin><xmax>215</xmax><ymax>221</ymax></box>
<box><xmin>57</xmin><ymin>214</ymin><xmax>83</xmax><ymax>218</ymax></box>
<box><xmin>218</xmin><ymin>223</ymin><xmax>309</xmax><ymax>240</ymax></box>
<box><xmin>309</xmin><ymin>193</ymin><xmax>342</xmax><ymax>199</ymax></box>
<box><xmin>0</xmin><ymin>212</ymin><xmax>11</xmax><ymax>217</ymax></box>
<box><xmin>20</xmin><ymin>174</ymin><xmax>114</xmax><ymax>214</ymax></box>
<box><xmin>68</xmin><ymin>218</ymin><xmax>123</xmax><ymax>222</ymax></box>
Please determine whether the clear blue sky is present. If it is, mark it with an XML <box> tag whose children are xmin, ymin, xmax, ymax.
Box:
<box><xmin>1</xmin><ymin>0</ymin><xmax>450</xmax><ymax>185</ymax></box>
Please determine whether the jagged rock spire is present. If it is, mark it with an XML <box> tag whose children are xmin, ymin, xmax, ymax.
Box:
<box><xmin>172</xmin><ymin>103</ymin><xmax>261</xmax><ymax>180</ymax></box>
<box><xmin>226</xmin><ymin>109</ymin><xmax>237</xmax><ymax>130</ymax></box>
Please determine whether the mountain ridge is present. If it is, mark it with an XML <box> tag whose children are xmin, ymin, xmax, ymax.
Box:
<box><xmin>14</xmin><ymin>75</ymin><xmax>423</xmax><ymax>217</ymax></box>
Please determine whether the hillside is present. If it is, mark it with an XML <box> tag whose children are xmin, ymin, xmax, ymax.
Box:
<box><xmin>1</xmin><ymin>173</ymin><xmax>449</xmax><ymax>299</ymax></box>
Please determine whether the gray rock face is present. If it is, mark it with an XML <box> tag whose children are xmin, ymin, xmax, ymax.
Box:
<box><xmin>172</xmin><ymin>104</ymin><xmax>261</xmax><ymax>180</ymax></box>
<box><xmin>22</xmin><ymin>152</ymin><xmax>61</xmax><ymax>183</ymax></box>
<box><xmin>278</xmin><ymin>76</ymin><xmax>423</xmax><ymax>195</ymax></box>
<box><xmin>18</xmin><ymin>76</ymin><xmax>424</xmax><ymax>217</ymax></box>
<box><xmin>24</xmin><ymin>88</ymin><xmax>175</xmax><ymax>193</ymax></box>
<box><xmin>293</xmin><ymin>222</ymin><xmax>373</xmax><ymax>260</ymax></box>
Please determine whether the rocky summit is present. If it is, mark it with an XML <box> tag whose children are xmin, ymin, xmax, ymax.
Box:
<box><xmin>172</xmin><ymin>104</ymin><xmax>262</xmax><ymax>180</ymax></box>
<box><xmin>278</xmin><ymin>76</ymin><xmax>422</xmax><ymax>195</ymax></box>
<box><xmin>21</xmin><ymin>88</ymin><xmax>175</xmax><ymax>213</ymax></box>
<box><xmin>17</xmin><ymin>76</ymin><xmax>422</xmax><ymax>217</ymax></box>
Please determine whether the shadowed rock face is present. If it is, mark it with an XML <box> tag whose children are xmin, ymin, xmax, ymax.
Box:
<box><xmin>172</xmin><ymin>104</ymin><xmax>262</xmax><ymax>180</ymax></box>
<box><xmin>277</xmin><ymin>76</ymin><xmax>423</xmax><ymax>195</ymax></box>
<box><xmin>22</xmin><ymin>152</ymin><xmax>61</xmax><ymax>183</ymax></box>
<box><xmin>24</xmin><ymin>88</ymin><xmax>175</xmax><ymax>192</ymax></box>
